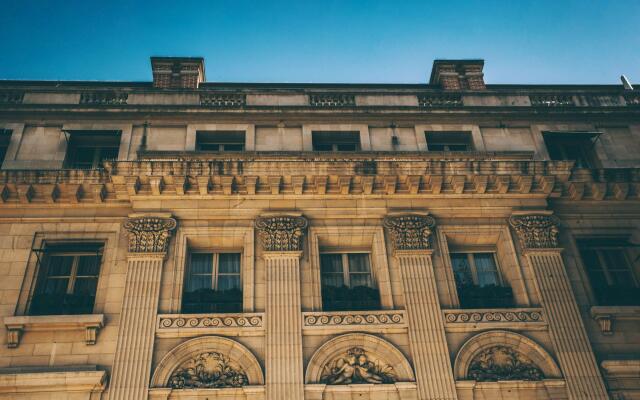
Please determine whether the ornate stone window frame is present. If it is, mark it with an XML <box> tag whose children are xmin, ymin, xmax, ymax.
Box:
<box><xmin>15</xmin><ymin>229</ymin><xmax>119</xmax><ymax>317</ymax></box>
<box><xmin>169</xmin><ymin>226</ymin><xmax>255</xmax><ymax>313</ymax></box>
<box><xmin>307</xmin><ymin>226</ymin><xmax>393</xmax><ymax>311</ymax></box>
<box><xmin>436</xmin><ymin>224</ymin><xmax>530</xmax><ymax>308</ymax></box>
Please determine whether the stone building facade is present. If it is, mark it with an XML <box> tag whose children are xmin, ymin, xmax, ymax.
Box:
<box><xmin>0</xmin><ymin>57</ymin><xmax>639</xmax><ymax>399</ymax></box>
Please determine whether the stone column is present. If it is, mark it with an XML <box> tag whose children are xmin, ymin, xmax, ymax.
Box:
<box><xmin>384</xmin><ymin>215</ymin><xmax>458</xmax><ymax>400</ymax></box>
<box><xmin>509</xmin><ymin>212</ymin><xmax>608</xmax><ymax>399</ymax></box>
<box><xmin>255</xmin><ymin>215</ymin><xmax>308</xmax><ymax>400</ymax></box>
<box><xmin>109</xmin><ymin>215</ymin><xmax>177</xmax><ymax>400</ymax></box>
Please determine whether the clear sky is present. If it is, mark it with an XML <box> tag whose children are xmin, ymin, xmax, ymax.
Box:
<box><xmin>0</xmin><ymin>0</ymin><xmax>638</xmax><ymax>84</ymax></box>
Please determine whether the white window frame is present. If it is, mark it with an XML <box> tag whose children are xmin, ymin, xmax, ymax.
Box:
<box><xmin>319</xmin><ymin>251</ymin><xmax>375</xmax><ymax>288</ymax></box>
<box><xmin>449</xmin><ymin>251</ymin><xmax>504</xmax><ymax>287</ymax></box>
<box><xmin>185</xmin><ymin>251</ymin><xmax>242</xmax><ymax>291</ymax></box>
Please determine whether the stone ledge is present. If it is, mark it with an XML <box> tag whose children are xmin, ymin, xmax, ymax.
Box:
<box><xmin>3</xmin><ymin>314</ymin><xmax>104</xmax><ymax>348</ymax></box>
<box><xmin>149</xmin><ymin>386</ymin><xmax>264</xmax><ymax>400</ymax></box>
<box><xmin>305</xmin><ymin>383</ymin><xmax>417</xmax><ymax>400</ymax></box>
<box><xmin>302</xmin><ymin>310</ymin><xmax>407</xmax><ymax>335</ymax></box>
<box><xmin>443</xmin><ymin>308</ymin><xmax>547</xmax><ymax>332</ymax></box>
<box><xmin>156</xmin><ymin>313</ymin><xmax>264</xmax><ymax>338</ymax></box>
<box><xmin>0</xmin><ymin>367</ymin><xmax>107</xmax><ymax>394</ymax></box>
<box><xmin>590</xmin><ymin>306</ymin><xmax>640</xmax><ymax>335</ymax></box>
<box><xmin>455</xmin><ymin>379</ymin><xmax>567</xmax><ymax>400</ymax></box>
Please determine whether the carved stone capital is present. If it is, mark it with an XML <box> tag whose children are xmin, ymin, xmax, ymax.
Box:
<box><xmin>383</xmin><ymin>214</ymin><xmax>436</xmax><ymax>251</ymax></box>
<box><xmin>255</xmin><ymin>215</ymin><xmax>308</xmax><ymax>252</ymax></box>
<box><xmin>124</xmin><ymin>216</ymin><xmax>177</xmax><ymax>253</ymax></box>
<box><xmin>509</xmin><ymin>214</ymin><xmax>560</xmax><ymax>249</ymax></box>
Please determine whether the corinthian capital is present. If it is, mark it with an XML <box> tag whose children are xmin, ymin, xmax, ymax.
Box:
<box><xmin>124</xmin><ymin>215</ymin><xmax>177</xmax><ymax>253</ymax></box>
<box><xmin>255</xmin><ymin>215</ymin><xmax>308</xmax><ymax>252</ymax></box>
<box><xmin>383</xmin><ymin>214</ymin><xmax>436</xmax><ymax>251</ymax></box>
<box><xmin>509</xmin><ymin>214</ymin><xmax>560</xmax><ymax>249</ymax></box>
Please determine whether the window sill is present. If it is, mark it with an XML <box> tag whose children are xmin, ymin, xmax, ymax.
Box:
<box><xmin>0</xmin><ymin>366</ymin><xmax>106</xmax><ymax>395</ymax></box>
<box><xmin>156</xmin><ymin>313</ymin><xmax>264</xmax><ymax>338</ymax></box>
<box><xmin>443</xmin><ymin>308</ymin><xmax>546</xmax><ymax>332</ymax></box>
<box><xmin>3</xmin><ymin>314</ymin><xmax>104</xmax><ymax>348</ymax></box>
<box><xmin>590</xmin><ymin>306</ymin><xmax>640</xmax><ymax>335</ymax></box>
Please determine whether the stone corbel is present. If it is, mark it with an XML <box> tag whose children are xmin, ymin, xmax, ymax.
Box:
<box><xmin>244</xmin><ymin>176</ymin><xmax>258</xmax><ymax>195</ymax></box>
<box><xmin>4</xmin><ymin>314</ymin><xmax>105</xmax><ymax>348</ymax></box>
<box><xmin>407</xmin><ymin>175</ymin><xmax>421</xmax><ymax>194</ymax></box>
<box><xmin>429</xmin><ymin>176</ymin><xmax>443</xmax><ymax>194</ymax></box>
<box><xmin>361</xmin><ymin>176</ymin><xmax>374</xmax><ymax>195</ymax></box>
<box><xmin>268</xmin><ymin>176</ymin><xmax>281</xmax><ymax>195</ymax></box>
<box><xmin>315</xmin><ymin>175</ymin><xmax>328</xmax><ymax>195</ymax></box>
<box><xmin>473</xmin><ymin>175</ymin><xmax>488</xmax><ymax>194</ymax></box>
<box><xmin>196</xmin><ymin>176</ymin><xmax>210</xmax><ymax>195</ymax></box>
<box><xmin>590</xmin><ymin>306</ymin><xmax>640</xmax><ymax>335</ymax></box>
<box><xmin>337</xmin><ymin>176</ymin><xmax>351</xmax><ymax>195</ymax></box>
<box><xmin>384</xmin><ymin>175</ymin><xmax>397</xmax><ymax>194</ymax></box>
<box><xmin>496</xmin><ymin>175</ymin><xmax>510</xmax><ymax>194</ymax></box>
<box><xmin>292</xmin><ymin>175</ymin><xmax>305</xmax><ymax>195</ymax></box>
<box><xmin>149</xmin><ymin>176</ymin><xmax>164</xmax><ymax>195</ymax></box>
<box><xmin>450</xmin><ymin>175</ymin><xmax>465</xmax><ymax>194</ymax></box>
<box><xmin>220</xmin><ymin>176</ymin><xmax>234</xmax><ymax>195</ymax></box>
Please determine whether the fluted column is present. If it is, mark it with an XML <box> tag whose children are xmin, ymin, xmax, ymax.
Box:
<box><xmin>110</xmin><ymin>215</ymin><xmax>177</xmax><ymax>400</ymax></box>
<box><xmin>510</xmin><ymin>212</ymin><xmax>608</xmax><ymax>399</ymax></box>
<box><xmin>256</xmin><ymin>215</ymin><xmax>307</xmax><ymax>400</ymax></box>
<box><xmin>384</xmin><ymin>215</ymin><xmax>457</xmax><ymax>400</ymax></box>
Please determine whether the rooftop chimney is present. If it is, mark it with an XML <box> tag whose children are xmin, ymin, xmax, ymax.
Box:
<box><xmin>150</xmin><ymin>57</ymin><xmax>205</xmax><ymax>89</ymax></box>
<box><xmin>429</xmin><ymin>59</ymin><xmax>486</xmax><ymax>90</ymax></box>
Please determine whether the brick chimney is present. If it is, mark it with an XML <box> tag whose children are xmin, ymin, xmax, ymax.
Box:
<box><xmin>150</xmin><ymin>57</ymin><xmax>205</xmax><ymax>89</ymax></box>
<box><xmin>429</xmin><ymin>60</ymin><xmax>486</xmax><ymax>90</ymax></box>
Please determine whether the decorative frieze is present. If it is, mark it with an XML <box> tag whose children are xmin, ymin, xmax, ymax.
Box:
<box><xmin>418</xmin><ymin>93</ymin><xmax>462</xmax><ymax>107</ymax></box>
<box><xmin>309</xmin><ymin>93</ymin><xmax>355</xmax><ymax>107</ymax></box>
<box><xmin>509</xmin><ymin>214</ymin><xmax>560</xmax><ymax>249</ymax></box>
<box><xmin>383</xmin><ymin>214</ymin><xmax>436</xmax><ymax>251</ymax></box>
<box><xmin>320</xmin><ymin>347</ymin><xmax>396</xmax><ymax>385</ymax></box>
<box><xmin>530</xmin><ymin>94</ymin><xmax>574</xmax><ymax>107</ymax></box>
<box><xmin>79</xmin><ymin>91</ymin><xmax>128</xmax><ymax>105</ymax></box>
<box><xmin>303</xmin><ymin>311</ymin><xmax>405</xmax><ymax>327</ymax></box>
<box><xmin>255</xmin><ymin>215</ymin><xmax>307</xmax><ymax>252</ymax></box>
<box><xmin>200</xmin><ymin>93</ymin><xmax>246</xmax><ymax>107</ymax></box>
<box><xmin>467</xmin><ymin>346</ymin><xmax>545</xmax><ymax>382</ymax></box>
<box><xmin>444</xmin><ymin>309</ymin><xmax>543</xmax><ymax>324</ymax></box>
<box><xmin>124</xmin><ymin>216</ymin><xmax>177</xmax><ymax>253</ymax></box>
<box><xmin>168</xmin><ymin>352</ymin><xmax>248</xmax><ymax>389</ymax></box>
<box><xmin>158</xmin><ymin>314</ymin><xmax>263</xmax><ymax>330</ymax></box>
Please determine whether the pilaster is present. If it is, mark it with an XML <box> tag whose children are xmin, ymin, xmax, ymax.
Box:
<box><xmin>384</xmin><ymin>214</ymin><xmax>458</xmax><ymax>400</ymax></box>
<box><xmin>509</xmin><ymin>212</ymin><xmax>608</xmax><ymax>399</ymax></box>
<box><xmin>256</xmin><ymin>215</ymin><xmax>308</xmax><ymax>400</ymax></box>
<box><xmin>109</xmin><ymin>214</ymin><xmax>177</xmax><ymax>400</ymax></box>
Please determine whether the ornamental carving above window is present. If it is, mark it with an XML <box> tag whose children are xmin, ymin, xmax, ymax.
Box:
<box><xmin>467</xmin><ymin>346</ymin><xmax>544</xmax><ymax>382</ymax></box>
<box><xmin>320</xmin><ymin>347</ymin><xmax>396</xmax><ymax>385</ymax></box>
<box><xmin>168</xmin><ymin>352</ymin><xmax>248</xmax><ymax>389</ymax></box>
<box><xmin>255</xmin><ymin>215</ymin><xmax>308</xmax><ymax>251</ymax></box>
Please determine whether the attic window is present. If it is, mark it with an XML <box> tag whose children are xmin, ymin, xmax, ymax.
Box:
<box><xmin>64</xmin><ymin>131</ymin><xmax>121</xmax><ymax>169</ymax></box>
<box><xmin>426</xmin><ymin>132</ymin><xmax>473</xmax><ymax>151</ymax></box>
<box><xmin>312</xmin><ymin>131</ymin><xmax>361</xmax><ymax>152</ymax></box>
<box><xmin>543</xmin><ymin>131</ymin><xmax>600</xmax><ymax>168</ymax></box>
<box><xmin>195</xmin><ymin>131</ymin><xmax>245</xmax><ymax>152</ymax></box>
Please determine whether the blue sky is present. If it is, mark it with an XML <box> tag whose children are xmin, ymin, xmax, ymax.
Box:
<box><xmin>0</xmin><ymin>0</ymin><xmax>638</xmax><ymax>84</ymax></box>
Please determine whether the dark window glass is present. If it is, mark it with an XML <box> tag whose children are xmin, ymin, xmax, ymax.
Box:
<box><xmin>543</xmin><ymin>133</ymin><xmax>597</xmax><ymax>168</ymax></box>
<box><xmin>195</xmin><ymin>131</ymin><xmax>245</xmax><ymax>152</ymax></box>
<box><xmin>577</xmin><ymin>238</ymin><xmax>640</xmax><ymax>306</ymax></box>
<box><xmin>426</xmin><ymin>132</ymin><xmax>473</xmax><ymax>151</ymax></box>
<box><xmin>29</xmin><ymin>243</ymin><xmax>103</xmax><ymax>315</ymax></box>
<box><xmin>182</xmin><ymin>252</ymin><xmax>242</xmax><ymax>313</ymax></box>
<box><xmin>65</xmin><ymin>131</ymin><xmax>121</xmax><ymax>169</ymax></box>
<box><xmin>312</xmin><ymin>131</ymin><xmax>361</xmax><ymax>151</ymax></box>
<box><xmin>320</xmin><ymin>253</ymin><xmax>380</xmax><ymax>311</ymax></box>
<box><xmin>0</xmin><ymin>129</ymin><xmax>11</xmax><ymax>166</ymax></box>
<box><xmin>450</xmin><ymin>252</ymin><xmax>513</xmax><ymax>308</ymax></box>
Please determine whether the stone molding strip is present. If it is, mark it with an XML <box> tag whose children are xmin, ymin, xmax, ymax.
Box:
<box><xmin>302</xmin><ymin>311</ymin><xmax>407</xmax><ymax>335</ymax></box>
<box><xmin>156</xmin><ymin>313</ymin><xmax>265</xmax><ymax>338</ymax></box>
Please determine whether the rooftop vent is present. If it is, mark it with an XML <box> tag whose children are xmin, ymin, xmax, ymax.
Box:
<box><xmin>429</xmin><ymin>59</ymin><xmax>486</xmax><ymax>90</ymax></box>
<box><xmin>151</xmin><ymin>57</ymin><xmax>205</xmax><ymax>89</ymax></box>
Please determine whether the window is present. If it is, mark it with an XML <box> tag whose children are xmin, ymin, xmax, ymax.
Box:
<box><xmin>29</xmin><ymin>243</ymin><xmax>103</xmax><ymax>315</ymax></box>
<box><xmin>0</xmin><ymin>129</ymin><xmax>10</xmax><ymax>165</ymax></box>
<box><xmin>312</xmin><ymin>131</ymin><xmax>361</xmax><ymax>151</ymax></box>
<box><xmin>196</xmin><ymin>131</ymin><xmax>245</xmax><ymax>151</ymax></box>
<box><xmin>64</xmin><ymin>131</ymin><xmax>120</xmax><ymax>169</ymax></box>
<box><xmin>543</xmin><ymin>132</ymin><xmax>598</xmax><ymax>168</ymax></box>
<box><xmin>450</xmin><ymin>252</ymin><xmax>514</xmax><ymax>308</ymax></box>
<box><xmin>182</xmin><ymin>252</ymin><xmax>242</xmax><ymax>313</ymax></box>
<box><xmin>320</xmin><ymin>253</ymin><xmax>380</xmax><ymax>311</ymax></box>
<box><xmin>426</xmin><ymin>131</ymin><xmax>473</xmax><ymax>151</ymax></box>
<box><xmin>577</xmin><ymin>238</ymin><xmax>640</xmax><ymax>306</ymax></box>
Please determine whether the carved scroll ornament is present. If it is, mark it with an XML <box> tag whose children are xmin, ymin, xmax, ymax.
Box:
<box><xmin>383</xmin><ymin>215</ymin><xmax>436</xmax><ymax>251</ymax></box>
<box><xmin>467</xmin><ymin>346</ymin><xmax>544</xmax><ymax>382</ymax></box>
<box><xmin>124</xmin><ymin>216</ymin><xmax>177</xmax><ymax>253</ymax></box>
<box><xmin>255</xmin><ymin>215</ymin><xmax>308</xmax><ymax>251</ymax></box>
<box><xmin>509</xmin><ymin>214</ymin><xmax>560</xmax><ymax>249</ymax></box>
<box><xmin>320</xmin><ymin>347</ymin><xmax>396</xmax><ymax>385</ymax></box>
<box><xmin>168</xmin><ymin>352</ymin><xmax>248</xmax><ymax>389</ymax></box>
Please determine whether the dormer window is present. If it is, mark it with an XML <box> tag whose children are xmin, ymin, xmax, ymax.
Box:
<box><xmin>196</xmin><ymin>131</ymin><xmax>245</xmax><ymax>152</ymax></box>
